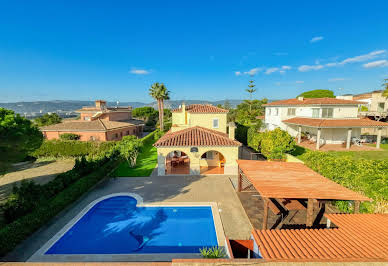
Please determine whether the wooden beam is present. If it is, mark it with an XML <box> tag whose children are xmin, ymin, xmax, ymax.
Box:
<box><xmin>306</xmin><ymin>198</ymin><xmax>314</xmax><ymax>227</ymax></box>
<box><xmin>354</xmin><ymin>201</ymin><xmax>360</xmax><ymax>214</ymax></box>
<box><xmin>262</xmin><ymin>198</ymin><xmax>269</xmax><ymax>230</ymax></box>
<box><xmin>237</xmin><ymin>169</ymin><xmax>242</xmax><ymax>192</ymax></box>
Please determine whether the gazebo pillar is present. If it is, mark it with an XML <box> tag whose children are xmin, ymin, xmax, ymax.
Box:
<box><xmin>346</xmin><ymin>128</ymin><xmax>352</xmax><ymax>149</ymax></box>
<box><xmin>298</xmin><ymin>126</ymin><xmax>302</xmax><ymax>143</ymax></box>
<box><xmin>306</xmin><ymin>198</ymin><xmax>314</xmax><ymax>227</ymax></box>
<box><xmin>376</xmin><ymin>127</ymin><xmax>382</xmax><ymax>149</ymax></box>
<box><xmin>316</xmin><ymin>128</ymin><xmax>321</xmax><ymax>150</ymax></box>
<box><xmin>262</xmin><ymin>198</ymin><xmax>269</xmax><ymax>230</ymax></box>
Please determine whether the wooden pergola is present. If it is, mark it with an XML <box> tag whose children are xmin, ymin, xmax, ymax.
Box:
<box><xmin>236</xmin><ymin>160</ymin><xmax>371</xmax><ymax>229</ymax></box>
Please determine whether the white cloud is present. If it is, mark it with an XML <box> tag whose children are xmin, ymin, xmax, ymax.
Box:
<box><xmin>363</xmin><ymin>60</ymin><xmax>388</xmax><ymax>68</ymax></box>
<box><xmin>310</xmin><ymin>36</ymin><xmax>324</xmax><ymax>43</ymax></box>
<box><xmin>279</xmin><ymin>70</ymin><xmax>285</xmax><ymax>74</ymax></box>
<box><xmin>129</xmin><ymin>69</ymin><xmax>150</xmax><ymax>75</ymax></box>
<box><xmin>325</xmin><ymin>62</ymin><xmax>337</xmax><ymax>67</ymax></box>
<box><xmin>265</xmin><ymin>67</ymin><xmax>279</xmax><ymax>75</ymax></box>
<box><xmin>295</xmin><ymin>81</ymin><xmax>304</xmax><ymax>84</ymax></box>
<box><xmin>282</xmin><ymin>65</ymin><xmax>292</xmax><ymax>70</ymax></box>
<box><xmin>328</xmin><ymin>78</ymin><xmax>345</xmax><ymax>82</ymax></box>
<box><xmin>245</xmin><ymin>67</ymin><xmax>261</xmax><ymax>76</ymax></box>
<box><xmin>298</xmin><ymin>64</ymin><xmax>324</xmax><ymax>72</ymax></box>
<box><xmin>235</xmin><ymin>71</ymin><xmax>242</xmax><ymax>76</ymax></box>
<box><xmin>340</xmin><ymin>50</ymin><xmax>386</xmax><ymax>65</ymax></box>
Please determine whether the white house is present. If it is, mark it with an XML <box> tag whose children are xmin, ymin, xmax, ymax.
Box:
<box><xmin>263</xmin><ymin>97</ymin><xmax>388</xmax><ymax>149</ymax></box>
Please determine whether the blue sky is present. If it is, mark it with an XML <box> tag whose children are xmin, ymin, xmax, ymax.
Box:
<box><xmin>0</xmin><ymin>0</ymin><xmax>387</xmax><ymax>103</ymax></box>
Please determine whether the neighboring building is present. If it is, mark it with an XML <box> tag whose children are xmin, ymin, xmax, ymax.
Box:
<box><xmin>41</xmin><ymin>100</ymin><xmax>144</xmax><ymax>141</ymax></box>
<box><xmin>353</xmin><ymin>90</ymin><xmax>388</xmax><ymax>120</ymax></box>
<box><xmin>350</xmin><ymin>90</ymin><xmax>388</xmax><ymax>138</ymax></box>
<box><xmin>263</xmin><ymin>97</ymin><xmax>388</xmax><ymax>149</ymax></box>
<box><xmin>154</xmin><ymin>103</ymin><xmax>241</xmax><ymax>176</ymax></box>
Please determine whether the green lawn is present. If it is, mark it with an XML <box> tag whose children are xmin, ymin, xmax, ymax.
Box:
<box><xmin>113</xmin><ymin>139</ymin><xmax>158</xmax><ymax>177</ymax></box>
<box><xmin>292</xmin><ymin>144</ymin><xmax>388</xmax><ymax>160</ymax></box>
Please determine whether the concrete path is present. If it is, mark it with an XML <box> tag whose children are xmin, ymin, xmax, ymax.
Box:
<box><xmin>4</xmin><ymin>174</ymin><xmax>252</xmax><ymax>261</ymax></box>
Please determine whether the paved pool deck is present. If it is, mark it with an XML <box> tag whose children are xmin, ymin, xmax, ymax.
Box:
<box><xmin>3</xmin><ymin>174</ymin><xmax>252</xmax><ymax>262</ymax></box>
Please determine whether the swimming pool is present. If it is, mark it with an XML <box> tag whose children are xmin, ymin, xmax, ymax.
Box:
<box><xmin>43</xmin><ymin>195</ymin><xmax>219</xmax><ymax>255</ymax></box>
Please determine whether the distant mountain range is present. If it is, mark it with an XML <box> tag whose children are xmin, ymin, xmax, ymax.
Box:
<box><xmin>0</xmin><ymin>99</ymin><xmax>249</xmax><ymax>116</ymax></box>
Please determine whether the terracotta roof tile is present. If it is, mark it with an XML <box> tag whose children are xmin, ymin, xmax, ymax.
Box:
<box><xmin>283</xmin><ymin>117</ymin><xmax>388</xmax><ymax>128</ymax></box>
<box><xmin>237</xmin><ymin>160</ymin><xmax>371</xmax><ymax>201</ymax></box>
<box><xmin>154</xmin><ymin>126</ymin><xmax>241</xmax><ymax>147</ymax></box>
<box><xmin>171</xmin><ymin>104</ymin><xmax>229</xmax><ymax>113</ymax></box>
<box><xmin>264</xmin><ymin>98</ymin><xmax>363</xmax><ymax>106</ymax></box>
<box><xmin>252</xmin><ymin>214</ymin><xmax>388</xmax><ymax>262</ymax></box>
<box><xmin>41</xmin><ymin>119</ymin><xmax>143</xmax><ymax>132</ymax></box>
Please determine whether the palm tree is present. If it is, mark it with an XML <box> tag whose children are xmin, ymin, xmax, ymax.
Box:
<box><xmin>383</xmin><ymin>79</ymin><xmax>388</xmax><ymax>97</ymax></box>
<box><xmin>149</xmin><ymin>82</ymin><xmax>170</xmax><ymax>131</ymax></box>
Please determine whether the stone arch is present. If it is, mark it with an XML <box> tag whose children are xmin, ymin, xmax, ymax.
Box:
<box><xmin>199</xmin><ymin>150</ymin><xmax>226</xmax><ymax>174</ymax></box>
<box><xmin>165</xmin><ymin>150</ymin><xmax>191</xmax><ymax>175</ymax></box>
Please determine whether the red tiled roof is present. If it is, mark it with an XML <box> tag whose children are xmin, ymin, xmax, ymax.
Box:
<box><xmin>41</xmin><ymin>119</ymin><xmax>143</xmax><ymax>132</ymax></box>
<box><xmin>264</xmin><ymin>98</ymin><xmax>362</xmax><ymax>106</ymax></box>
<box><xmin>237</xmin><ymin>160</ymin><xmax>371</xmax><ymax>201</ymax></box>
<box><xmin>154</xmin><ymin>126</ymin><xmax>241</xmax><ymax>147</ymax></box>
<box><xmin>283</xmin><ymin>117</ymin><xmax>388</xmax><ymax>128</ymax></box>
<box><xmin>252</xmin><ymin>214</ymin><xmax>388</xmax><ymax>262</ymax></box>
<box><xmin>171</xmin><ymin>104</ymin><xmax>229</xmax><ymax>113</ymax></box>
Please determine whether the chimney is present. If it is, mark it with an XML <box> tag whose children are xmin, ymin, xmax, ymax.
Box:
<box><xmin>228</xmin><ymin>122</ymin><xmax>236</xmax><ymax>140</ymax></box>
<box><xmin>95</xmin><ymin>100</ymin><xmax>107</xmax><ymax>109</ymax></box>
<box><xmin>297</xmin><ymin>96</ymin><xmax>304</xmax><ymax>101</ymax></box>
<box><xmin>181</xmin><ymin>102</ymin><xmax>187</xmax><ymax>124</ymax></box>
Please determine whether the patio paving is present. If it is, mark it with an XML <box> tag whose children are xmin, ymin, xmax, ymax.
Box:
<box><xmin>3</xmin><ymin>174</ymin><xmax>252</xmax><ymax>261</ymax></box>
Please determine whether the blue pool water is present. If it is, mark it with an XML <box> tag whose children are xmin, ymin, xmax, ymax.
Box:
<box><xmin>45</xmin><ymin>196</ymin><xmax>218</xmax><ymax>254</ymax></box>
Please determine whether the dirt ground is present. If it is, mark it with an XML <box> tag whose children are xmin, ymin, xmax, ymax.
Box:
<box><xmin>0</xmin><ymin>159</ymin><xmax>75</xmax><ymax>203</ymax></box>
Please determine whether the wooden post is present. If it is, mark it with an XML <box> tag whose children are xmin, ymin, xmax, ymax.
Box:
<box><xmin>262</xmin><ymin>198</ymin><xmax>269</xmax><ymax>230</ymax></box>
<box><xmin>346</xmin><ymin>128</ymin><xmax>352</xmax><ymax>149</ymax></box>
<box><xmin>298</xmin><ymin>126</ymin><xmax>302</xmax><ymax>144</ymax></box>
<box><xmin>376</xmin><ymin>127</ymin><xmax>382</xmax><ymax>149</ymax></box>
<box><xmin>354</xmin><ymin>201</ymin><xmax>360</xmax><ymax>213</ymax></box>
<box><xmin>237</xmin><ymin>169</ymin><xmax>242</xmax><ymax>192</ymax></box>
<box><xmin>306</xmin><ymin>198</ymin><xmax>314</xmax><ymax>227</ymax></box>
<box><xmin>316</xmin><ymin>128</ymin><xmax>321</xmax><ymax>150</ymax></box>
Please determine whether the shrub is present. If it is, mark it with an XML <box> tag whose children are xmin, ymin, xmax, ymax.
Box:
<box><xmin>300</xmin><ymin>151</ymin><xmax>388</xmax><ymax>213</ymax></box>
<box><xmin>248</xmin><ymin>128</ymin><xmax>295</xmax><ymax>159</ymax></box>
<box><xmin>59</xmin><ymin>133</ymin><xmax>80</xmax><ymax>140</ymax></box>
<box><xmin>118</xmin><ymin>136</ymin><xmax>142</xmax><ymax>167</ymax></box>
<box><xmin>154</xmin><ymin>129</ymin><xmax>164</xmax><ymax>141</ymax></box>
<box><xmin>235</xmin><ymin>123</ymin><xmax>249</xmax><ymax>145</ymax></box>
<box><xmin>200</xmin><ymin>246</ymin><xmax>226</xmax><ymax>258</ymax></box>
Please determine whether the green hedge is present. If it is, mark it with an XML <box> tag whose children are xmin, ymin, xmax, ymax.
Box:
<box><xmin>300</xmin><ymin>151</ymin><xmax>388</xmax><ymax>213</ymax></box>
<box><xmin>0</xmin><ymin>157</ymin><xmax>119</xmax><ymax>257</ymax></box>
<box><xmin>235</xmin><ymin>123</ymin><xmax>248</xmax><ymax>145</ymax></box>
<box><xmin>31</xmin><ymin>139</ymin><xmax>118</xmax><ymax>158</ymax></box>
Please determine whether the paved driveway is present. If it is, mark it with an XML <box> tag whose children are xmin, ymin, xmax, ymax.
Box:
<box><xmin>4</xmin><ymin>174</ymin><xmax>252</xmax><ymax>261</ymax></box>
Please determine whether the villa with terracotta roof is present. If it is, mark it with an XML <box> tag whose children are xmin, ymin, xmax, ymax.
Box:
<box><xmin>263</xmin><ymin>96</ymin><xmax>388</xmax><ymax>150</ymax></box>
<box><xmin>154</xmin><ymin>103</ymin><xmax>241</xmax><ymax>175</ymax></box>
<box><xmin>41</xmin><ymin>100</ymin><xmax>144</xmax><ymax>141</ymax></box>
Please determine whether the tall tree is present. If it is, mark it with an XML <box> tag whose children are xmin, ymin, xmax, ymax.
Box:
<box><xmin>245</xmin><ymin>80</ymin><xmax>257</xmax><ymax>111</ymax></box>
<box><xmin>383</xmin><ymin>79</ymin><xmax>388</xmax><ymax>97</ymax></box>
<box><xmin>0</xmin><ymin>108</ymin><xmax>43</xmax><ymax>165</ymax></box>
<box><xmin>149</xmin><ymin>82</ymin><xmax>170</xmax><ymax>131</ymax></box>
